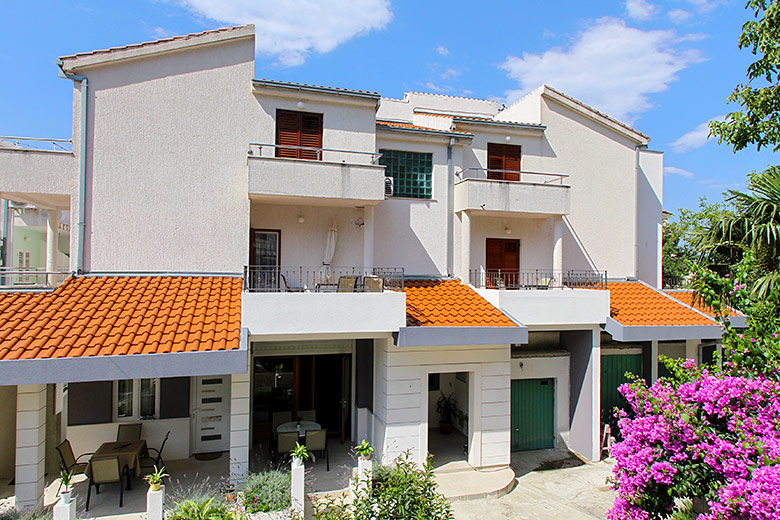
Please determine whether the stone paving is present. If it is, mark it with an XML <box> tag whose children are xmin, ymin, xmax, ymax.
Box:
<box><xmin>451</xmin><ymin>458</ymin><xmax>616</xmax><ymax>520</ymax></box>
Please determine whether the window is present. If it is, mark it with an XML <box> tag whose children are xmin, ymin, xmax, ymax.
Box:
<box><xmin>378</xmin><ymin>149</ymin><xmax>433</xmax><ymax>199</ymax></box>
<box><xmin>17</xmin><ymin>250</ymin><xmax>31</xmax><ymax>284</ymax></box>
<box><xmin>276</xmin><ymin>109</ymin><xmax>323</xmax><ymax>160</ymax></box>
<box><xmin>487</xmin><ymin>143</ymin><xmax>521</xmax><ymax>181</ymax></box>
<box><xmin>114</xmin><ymin>379</ymin><xmax>158</xmax><ymax>421</ymax></box>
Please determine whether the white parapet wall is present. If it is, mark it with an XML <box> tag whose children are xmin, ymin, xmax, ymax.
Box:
<box><xmin>475</xmin><ymin>288</ymin><xmax>610</xmax><ymax>327</ymax></box>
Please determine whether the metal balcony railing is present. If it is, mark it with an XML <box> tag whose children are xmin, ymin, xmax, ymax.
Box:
<box><xmin>0</xmin><ymin>268</ymin><xmax>70</xmax><ymax>289</ymax></box>
<box><xmin>469</xmin><ymin>269</ymin><xmax>607</xmax><ymax>290</ymax></box>
<box><xmin>0</xmin><ymin>136</ymin><xmax>72</xmax><ymax>152</ymax></box>
<box><xmin>458</xmin><ymin>168</ymin><xmax>569</xmax><ymax>185</ymax></box>
<box><xmin>248</xmin><ymin>143</ymin><xmax>382</xmax><ymax>165</ymax></box>
<box><xmin>244</xmin><ymin>266</ymin><xmax>404</xmax><ymax>293</ymax></box>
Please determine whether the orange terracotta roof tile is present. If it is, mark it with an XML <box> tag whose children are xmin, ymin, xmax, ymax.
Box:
<box><xmin>605</xmin><ymin>282</ymin><xmax>717</xmax><ymax>327</ymax></box>
<box><xmin>0</xmin><ymin>275</ymin><xmax>242</xmax><ymax>361</ymax></box>
<box><xmin>404</xmin><ymin>279</ymin><xmax>517</xmax><ymax>327</ymax></box>
<box><xmin>665</xmin><ymin>290</ymin><xmax>743</xmax><ymax>318</ymax></box>
<box><xmin>376</xmin><ymin>120</ymin><xmax>473</xmax><ymax>135</ymax></box>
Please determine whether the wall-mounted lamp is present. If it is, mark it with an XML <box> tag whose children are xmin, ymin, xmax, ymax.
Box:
<box><xmin>297</xmin><ymin>215</ymin><xmax>305</xmax><ymax>224</ymax></box>
<box><xmin>297</xmin><ymin>101</ymin><xmax>305</xmax><ymax>109</ymax></box>
<box><xmin>505</xmin><ymin>227</ymin><xmax>512</xmax><ymax>235</ymax></box>
<box><xmin>505</xmin><ymin>135</ymin><xmax>511</xmax><ymax>142</ymax></box>
<box><xmin>352</xmin><ymin>218</ymin><xmax>365</xmax><ymax>228</ymax></box>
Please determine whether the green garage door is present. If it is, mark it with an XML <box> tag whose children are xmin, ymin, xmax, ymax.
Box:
<box><xmin>601</xmin><ymin>354</ymin><xmax>643</xmax><ymax>418</ymax></box>
<box><xmin>511</xmin><ymin>378</ymin><xmax>555</xmax><ymax>451</ymax></box>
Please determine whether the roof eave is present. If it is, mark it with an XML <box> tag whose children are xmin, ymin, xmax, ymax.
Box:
<box><xmin>252</xmin><ymin>79</ymin><xmax>380</xmax><ymax>102</ymax></box>
<box><xmin>395</xmin><ymin>325</ymin><xmax>528</xmax><ymax>347</ymax></box>
<box><xmin>452</xmin><ymin>118</ymin><xmax>546</xmax><ymax>131</ymax></box>
<box><xmin>376</xmin><ymin>124</ymin><xmax>474</xmax><ymax>139</ymax></box>
<box><xmin>605</xmin><ymin>317</ymin><xmax>722</xmax><ymax>342</ymax></box>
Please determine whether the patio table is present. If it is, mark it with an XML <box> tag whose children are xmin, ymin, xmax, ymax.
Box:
<box><xmin>91</xmin><ymin>439</ymin><xmax>147</xmax><ymax>483</ymax></box>
<box><xmin>277</xmin><ymin>420</ymin><xmax>321</xmax><ymax>437</ymax></box>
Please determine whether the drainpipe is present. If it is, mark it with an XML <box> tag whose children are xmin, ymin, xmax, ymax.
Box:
<box><xmin>57</xmin><ymin>60</ymin><xmax>88</xmax><ymax>274</ymax></box>
<box><xmin>447</xmin><ymin>137</ymin><xmax>454</xmax><ymax>277</ymax></box>
<box><xmin>1</xmin><ymin>199</ymin><xmax>8</xmax><ymax>275</ymax></box>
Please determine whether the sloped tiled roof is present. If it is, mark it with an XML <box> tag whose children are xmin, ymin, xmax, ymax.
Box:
<box><xmin>404</xmin><ymin>279</ymin><xmax>517</xmax><ymax>327</ymax></box>
<box><xmin>665</xmin><ymin>290</ymin><xmax>743</xmax><ymax>319</ymax></box>
<box><xmin>376</xmin><ymin>120</ymin><xmax>473</xmax><ymax>136</ymax></box>
<box><xmin>0</xmin><ymin>275</ymin><xmax>242</xmax><ymax>361</ymax></box>
<box><xmin>606</xmin><ymin>281</ymin><xmax>716</xmax><ymax>327</ymax></box>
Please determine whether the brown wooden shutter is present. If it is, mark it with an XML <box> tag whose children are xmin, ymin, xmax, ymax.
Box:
<box><xmin>276</xmin><ymin>110</ymin><xmax>301</xmax><ymax>158</ymax></box>
<box><xmin>487</xmin><ymin>143</ymin><xmax>521</xmax><ymax>180</ymax></box>
<box><xmin>487</xmin><ymin>143</ymin><xmax>505</xmax><ymax>180</ymax></box>
<box><xmin>503</xmin><ymin>145</ymin><xmax>521</xmax><ymax>181</ymax></box>
<box><xmin>300</xmin><ymin>113</ymin><xmax>323</xmax><ymax>160</ymax></box>
<box><xmin>486</xmin><ymin>238</ymin><xmax>504</xmax><ymax>270</ymax></box>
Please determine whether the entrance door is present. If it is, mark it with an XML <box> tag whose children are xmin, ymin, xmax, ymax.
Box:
<box><xmin>511</xmin><ymin>378</ymin><xmax>555</xmax><ymax>451</ymax></box>
<box><xmin>192</xmin><ymin>376</ymin><xmax>231</xmax><ymax>454</ymax></box>
<box><xmin>250</xmin><ymin>229</ymin><xmax>280</xmax><ymax>290</ymax></box>
<box><xmin>486</xmin><ymin>238</ymin><xmax>520</xmax><ymax>288</ymax></box>
<box><xmin>601</xmin><ymin>354</ymin><xmax>643</xmax><ymax>418</ymax></box>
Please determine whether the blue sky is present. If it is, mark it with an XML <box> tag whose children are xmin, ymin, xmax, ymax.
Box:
<box><xmin>1</xmin><ymin>0</ymin><xmax>775</xmax><ymax>215</ymax></box>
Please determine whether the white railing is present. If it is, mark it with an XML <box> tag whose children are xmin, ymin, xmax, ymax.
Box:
<box><xmin>244</xmin><ymin>265</ymin><xmax>404</xmax><ymax>292</ymax></box>
<box><xmin>0</xmin><ymin>267</ymin><xmax>70</xmax><ymax>289</ymax></box>
<box><xmin>458</xmin><ymin>168</ymin><xmax>568</xmax><ymax>185</ymax></box>
<box><xmin>0</xmin><ymin>136</ymin><xmax>72</xmax><ymax>152</ymax></box>
<box><xmin>248</xmin><ymin>143</ymin><xmax>382</xmax><ymax>165</ymax></box>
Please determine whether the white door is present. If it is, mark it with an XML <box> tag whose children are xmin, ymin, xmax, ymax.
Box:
<box><xmin>191</xmin><ymin>376</ymin><xmax>231</xmax><ymax>453</ymax></box>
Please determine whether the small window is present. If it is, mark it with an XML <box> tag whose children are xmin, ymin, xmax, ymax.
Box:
<box><xmin>276</xmin><ymin>109</ymin><xmax>323</xmax><ymax>160</ymax></box>
<box><xmin>114</xmin><ymin>379</ymin><xmax>158</xmax><ymax>421</ymax></box>
<box><xmin>379</xmin><ymin>149</ymin><xmax>433</xmax><ymax>199</ymax></box>
<box><xmin>487</xmin><ymin>143</ymin><xmax>521</xmax><ymax>181</ymax></box>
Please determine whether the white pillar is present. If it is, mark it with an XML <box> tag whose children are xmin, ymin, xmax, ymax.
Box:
<box><xmin>15</xmin><ymin>385</ymin><xmax>46</xmax><ymax>510</ymax></box>
<box><xmin>553</xmin><ymin>216</ymin><xmax>564</xmax><ymax>276</ymax></box>
<box><xmin>353</xmin><ymin>457</ymin><xmax>373</xmax><ymax>500</ymax></box>
<box><xmin>229</xmin><ymin>372</ymin><xmax>251</xmax><ymax>486</ymax></box>
<box><xmin>650</xmin><ymin>341</ymin><xmax>659</xmax><ymax>383</ymax></box>
<box><xmin>53</xmin><ymin>497</ymin><xmax>76</xmax><ymax>520</ymax></box>
<box><xmin>461</xmin><ymin>211</ymin><xmax>471</xmax><ymax>283</ymax></box>
<box><xmin>685</xmin><ymin>339</ymin><xmax>699</xmax><ymax>363</ymax></box>
<box><xmin>146</xmin><ymin>486</ymin><xmax>165</xmax><ymax>520</ymax></box>
<box><xmin>291</xmin><ymin>458</ymin><xmax>304</xmax><ymax>515</ymax></box>
<box><xmin>46</xmin><ymin>209</ymin><xmax>58</xmax><ymax>286</ymax></box>
<box><xmin>362</xmin><ymin>206</ymin><xmax>374</xmax><ymax>269</ymax></box>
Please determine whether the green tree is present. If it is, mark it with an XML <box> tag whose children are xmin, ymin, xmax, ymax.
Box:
<box><xmin>709</xmin><ymin>0</ymin><xmax>780</xmax><ymax>152</ymax></box>
<box><xmin>662</xmin><ymin>197</ymin><xmax>735</xmax><ymax>284</ymax></box>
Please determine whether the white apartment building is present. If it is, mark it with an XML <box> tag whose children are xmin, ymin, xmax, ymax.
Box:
<box><xmin>0</xmin><ymin>25</ymin><xmax>725</xmax><ymax>509</ymax></box>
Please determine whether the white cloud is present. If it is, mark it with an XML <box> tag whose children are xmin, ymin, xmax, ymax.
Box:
<box><xmin>626</xmin><ymin>0</ymin><xmax>658</xmax><ymax>21</ymax></box>
<box><xmin>424</xmin><ymin>81</ymin><xmax>446</xmax><ymax>92</ymax></box>
<box><xmin>501</xmin><ymin>18</ymin><xmax>703</xmax><ymax>123</ymax></box>
<box><xmin>668</xmin><ymin>8</ymin><xmax>692</xmax><ymax>23</ymax></box>
<box><xmin>436</xmin><ymin>45</ymin><xmax>449</xmax><ymax>56</ymax></box>
<box><xmin>669</xmin><ymin>115</ymin><xmax>724</xmax><ymax>153</ymax></box>
<box><xmin>151</xmin><ymin>27</ymin><xmax>174</xmax><ymax>39</ymax></box>
<box><xmin>685</xmin><ymin>0</ymin><xmax>723</xmax><ymax>14</ymax></box>
<box><xmin>175</xmin><ymin>0</ymin><xmax>392</xmax><ymax>66</ymax></box>
<box><xmin>440</xmin><ymin>67</ymin><xmax>461</xmax><ymax>80</ymax></box>
<box><xmin>664</xmin><ymin>166</ymin><xmax>695</xmax><ymax>178</ymax></box>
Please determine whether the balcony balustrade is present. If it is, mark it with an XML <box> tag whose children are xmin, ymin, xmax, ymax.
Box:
<box><xmin>243</xmin><ymin>265</ymin><xmax>404</xmax><ymax>293</ymax></box>
<box><xmin>469</xmin><ymin>269</ymin><xmax>607</xmax><ymax>290</ymax></box>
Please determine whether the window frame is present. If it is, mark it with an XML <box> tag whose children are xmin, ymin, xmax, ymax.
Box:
<box><xmin>112</xmin><ymin>378</ymin><xmax>161</xmax><ymax>422</ymax></box>
<box><xmin>378</xmin><ymin>149</ymin><xmax>434</xmax><ymax>200</ymax></box>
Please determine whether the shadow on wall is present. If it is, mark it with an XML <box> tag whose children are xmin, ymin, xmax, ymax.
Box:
<box><xmin>563</xmin><ymin>217</ymin><xmax>599</xmax><ymax>272</ymax></box>
<box><xmin>374</xmin><ymin>199</ymin><xmax>441</xmax><ymax>276</ymax></box>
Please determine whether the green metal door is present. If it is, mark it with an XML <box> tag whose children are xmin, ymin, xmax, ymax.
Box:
<box><xmin>601</xmin><ymin>354</ymin><xmax>643</xmax><ymax>418</ymax></box>
<box><xmin>511</xmin><ymin>378</ymin><xmax>555</xmax><ymax>451</ymax></box>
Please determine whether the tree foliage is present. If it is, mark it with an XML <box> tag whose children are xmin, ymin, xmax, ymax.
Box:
<box><xmin>709</xmin><ymin>0</ymin><xmax>780</xmax><ymax>152</ymax></box>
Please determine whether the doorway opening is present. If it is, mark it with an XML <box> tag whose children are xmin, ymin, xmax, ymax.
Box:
<box><xmin>252</xmin><ymin>354</ymin><xmax>352</xmax><ymax>457</ymax></box>
<box><xmin>427</xmin><ymin>372</ymin><xmax>470</xmax><ymax>469</ymax></box>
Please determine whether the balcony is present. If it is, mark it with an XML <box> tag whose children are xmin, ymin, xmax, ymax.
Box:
<box><xmin>0</xmin><ymin>268</ymin><xmax>70</xmax><ymax>290</ymax></box>
<box><xmin>241</xmin><ymin>266</ymin><xmax>407</xmax><ymax>338</ymax></box>
<box><xmin>454</xmin><ymin>168</ymin><xmax>570</xmax><ymax>216</ymax></box>
<box><xmin>469</xmin><ymin>269</ymin><xmax>610</xmax><ymax>327</ymax></box>
<box><xmin>0</xmin><ymin>136</ymin><xmax>74</xmax><ymax>209</ymax></box>
<box><xmin>247</xmin><ymin>143</ymin><xmax>387</xmax><ymax>206</ymax></box>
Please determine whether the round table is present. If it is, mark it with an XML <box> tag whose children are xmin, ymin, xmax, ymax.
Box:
<box><xmin>277</xmin><ymin>420</ymin><xmax>321</xmax><ymax>436</ymax></box>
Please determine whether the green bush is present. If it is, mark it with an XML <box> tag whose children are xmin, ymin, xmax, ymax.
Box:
<box><xmin>165</xmin><ymin>475</ymin><xmax>226</xmax><ymax>515</ymax></box>
<box><xmin>313</xmin><ymin>452</ymin><xmax>453</xmax><ymax>520</ymax></box>
<box><xmin>241</xmin><ymin>471</ymin><xmax>291</xmax><ymax>513</ymax></box>
<box><xmin>169</xmin><ymin>498</ymin><xmax>237</xmax><ymax>520</ymax></box>
<box><xmin>0</xmin><ymin>507</ymin><xmax>55</xmax><ymax>520</ymax></box>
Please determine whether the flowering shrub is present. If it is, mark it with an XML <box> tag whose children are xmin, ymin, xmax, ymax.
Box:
<box><xmin>608</xmin><ymin>367</ymin><xmax>780</xmax><ymax>519</ymax></box>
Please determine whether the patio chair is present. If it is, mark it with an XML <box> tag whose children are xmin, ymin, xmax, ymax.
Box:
<box><xmin>86</xmin><ymin>457</ymin><xmax>128</xmax><ymax>511</ymax></box>
<box><xmin>272</xmin><ymin>411</ymin><xmax>292</xmax><ymax>431</ymax></box>
<box><xmin>305</xmin><ymin>429</ymin><xmax>329</xmax><ymax>471</ymax></box>
<box><xmin>298</xmin><ymin>409</ymin><xmax>316</xmax><ymax>422</ymax></box>
<box><xmin>280</xmin><ymin>274</ymin><xmax>305</xmax><ymax>292</ymax></box>
<box><xmin>276</xmin><ymin>432</ymin><xmax>299</xmax><ymax>464</ymax></box>
<box><xmin>337</xmin><ymin>276</ymin><xmax>359</xmax><ymax>292</ymax></box>
<box><xmin>141</xmin><ymin>431</ymin><xmax>170</xmax><ymax>470</ymax></box>
<box><xmin>363</xmin><ymin>276</ymin><xmax>384</xmax><ymax>292</ymax></box>
<box><xmin>56</xmin><ymin>439</ymin><xmax>92</xmax><ymax>481</ymax></box>
<box><xmin>116</xmin><ymin>423</ymin><xmax>142</xmax><ymax>441</ymax></box>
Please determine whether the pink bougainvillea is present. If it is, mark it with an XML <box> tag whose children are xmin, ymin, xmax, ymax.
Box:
<box><xmin>608</xmin><ymin>372</ymin><xmax>780</xmax><ymax>519</ymax></box>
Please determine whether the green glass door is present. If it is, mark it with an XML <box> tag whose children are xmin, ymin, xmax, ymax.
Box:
<box><xmin>511</xmin><ymin>378</ymin><xmax>555</xmax><ymax>451</ymax></box>
<box><xmin>601</xmin><ymin>353</ymin><xmax>643</xmax><ymax>419</ymax></box>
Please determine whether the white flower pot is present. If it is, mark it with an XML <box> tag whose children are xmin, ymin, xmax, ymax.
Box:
<box><xmin>59</xmin><ymin>490</ymin><xmax>72</xmax><ymax>504</ymax></box>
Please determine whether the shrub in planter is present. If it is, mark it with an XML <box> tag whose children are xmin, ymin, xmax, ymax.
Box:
<box><xmin>241</xmin><ymin>471</ymin><xmax>291</xmax><ymax>514</ymax></box>
<box><xmin>165</xmin><ymin>475</ymin><xmax>226</xmax><ymax>516</ymax></box>
<box><xmin>169</xmin><ymin>498</ymin><xmax>238</xmax><ymax>520</ymax></box>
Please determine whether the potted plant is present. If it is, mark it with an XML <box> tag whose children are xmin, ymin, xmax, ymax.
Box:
<box><xmin>436</xmin><ymin>392</ymin><xmax>458</xmax><ymax>435</ymax></box>
<box><xmin>291</xmin><ymin>442</ymin><xmax>309</xmax><ymax>466</ymax></box>
<box><xmin>143</xmin><ymin>465</ymin><xmax>169</xmax><ymax>492</ymax></box>
<box><xmin>59</xmin><ymin>469</ymin><xmax>74</xmax><ymax>504</ymax></box>
<box><xmin>353</xmin><ymin>439</ymin><xmax>374</xmax><ymax>461</ymax></box>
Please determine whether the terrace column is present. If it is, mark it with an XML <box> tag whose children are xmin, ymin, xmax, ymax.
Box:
<box><xmin>229</xmin><ymin>371</ymin><xmax>251</xmax><ymax>486</ymax></box>
<box><xmin>650</xmin><ymin>341</ymin><xmax>659</xmax><ymax>383</ymax></box>
<box><xmin>46</xmin><ymin>209</ymin><xmax>58</xmax><ymax>286</ymax></box>
<box><xmin>461</xmin><ymin>211</ymin><xmax>471</xmax><ymax>283</ymax></box>
<box><xmin>552</xmin><ymin>216</ymin><xmax>564</xmax><ymax>274</ymax></box>
<box><xmin>363</xmin><ymin>206</ymin><xmax>374</xmax><ymax>269</ymax></box>
<box><xmin>15</xmin><ymin>384</ymin><xmax>47</xmax><ymax>509</ymax></box>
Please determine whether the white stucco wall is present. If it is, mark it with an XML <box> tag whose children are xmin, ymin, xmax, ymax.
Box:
<box><xmin>637</xmin><ymin>149</ymin><xmax>663</xmax><ymax>287</ymax></box>
<box><xmin>372</xmin><ymin>340</ymin><xmax>512</xmax><ymax>468</ymax></box>
<box><xmin>78</xmin><ymin>36</ymin><xmax>256</xmax><ymax>273</ymax></box>
<box><xmin>66</xmin><ymin>418</ymin><xmax>191</xmax><ymax>462</ymax></box>
<box><xmin>510</xmin><ymin>354</ymin><xmax>570</xmax><ymax>448</ymax></box>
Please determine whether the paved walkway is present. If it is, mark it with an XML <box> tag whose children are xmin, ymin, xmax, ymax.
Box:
<box><xmin>451</xmin><ymin>459</ymin><xmax>616</xmax><ymax>520</ymax></box>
